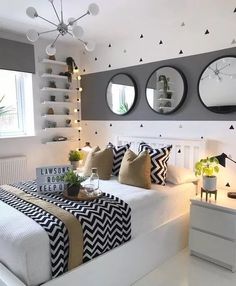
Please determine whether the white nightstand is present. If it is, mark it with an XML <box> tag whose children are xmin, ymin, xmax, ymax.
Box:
<box><xmin>189</xmin><ymin>190</ymin><xmax>236</xmax><ymax>272</ymax></box>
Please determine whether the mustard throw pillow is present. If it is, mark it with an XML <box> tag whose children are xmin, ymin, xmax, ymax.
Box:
<box><xmin>83</xmin><ymin>146</ymin><xmax>113</xmax><ymax>180</ymax></box>
<box><xmin>118</xmin><ymin>150</ymin><xmax>151</xmax><ymax>189</ymax></box>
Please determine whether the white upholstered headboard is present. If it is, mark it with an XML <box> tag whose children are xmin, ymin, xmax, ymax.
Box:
<box><xmin>117</xmin><ymin>136</ymin><xmax>206</xmax><ymax>170</ymax></box>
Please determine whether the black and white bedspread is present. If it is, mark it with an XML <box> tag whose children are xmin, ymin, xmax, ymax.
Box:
<box><xmin>0</xmin><ymin>181</ymin><xmax>131</xmax><ymax>279</ymax></box>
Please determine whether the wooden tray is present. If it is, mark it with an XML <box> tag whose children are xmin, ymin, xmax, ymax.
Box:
<box><xmin>62</xmin><ymin>188</ymin><xmax>103</xmax><ymax>201</ymax></box>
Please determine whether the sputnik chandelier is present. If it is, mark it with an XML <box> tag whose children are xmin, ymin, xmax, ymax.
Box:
<box><xmin>26</xmin><ymin>0</ymin><xmax>99</xmax><ymax>55</ymax></box>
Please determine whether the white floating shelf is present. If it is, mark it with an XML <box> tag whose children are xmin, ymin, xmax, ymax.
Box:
<box><xmin>44</xmin><ymin>140</ymin><xmax>78</xmax><ymax>145</ymax></box>
<box><xmin>41</xmin><ymin>59</ymin><xmax>67</xmax><ymax>66</ymax></box>
<box><xmin>42</xmin><ymin>101</ymin><xmax>74</xmax><ymax>105</ymax></box>
<box><xmin>43</xmin><ymin>127</ymin><xmax>78</xmax><ymax>131</ymax></box>
<box><xmin>157</xmin><ymin>98</ymin><xmax>173</xmax><ymax>101</ymax></box>
<box><xmin>41</xmin><ymin>73</ymin><xmax>68</xmax><ymax>80</ymax></box>
<box><xmin>41</xmin><ymin>87</ymin><xmax>75</xmax><ymax>93</ymax></box>
<box><xmin>42</xmin><ymin>114</ymin><xmax>73</xmax><ymax>118</ymax></box>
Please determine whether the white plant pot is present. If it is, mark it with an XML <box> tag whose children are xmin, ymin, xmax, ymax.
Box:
<box><xmin>70</xmin><ymin>161</ymin><xmax>79</xmax><ymax>170</ymax></box>
<box><xmin>202</xmin><ymin>176</ymin><xmax>217</xmax><ymax>192</ymax></box>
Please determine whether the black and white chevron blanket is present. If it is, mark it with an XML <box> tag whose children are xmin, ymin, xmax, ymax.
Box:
<box><xmin>0</xmin><ymin>181</ymin><xmax>131</xmax><ymax>278</ymax></box>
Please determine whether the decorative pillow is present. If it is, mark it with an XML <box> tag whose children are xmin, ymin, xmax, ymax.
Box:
<box><xmin>108</xmin><ymin>142</ymin><xmax>130</xmax><ymax>176</ymax></box>
<box><xmin>166</xmin><ymin>165</ymin><xmax>198</xmax><ymax>185</ymax></box>
<box><xmin>139</xmin><ymin>142</ymin><xmax>172</xmax><ymax>185</ymax></box>
<box><xmin>83</xmin><ymin>146</ymin><xmax>113</xmax><ymax>180</ymax></box>
<box><xmin>119</xmin><ymin>149</ymin><xmax>151</xmax><ymax>189</ymax></box>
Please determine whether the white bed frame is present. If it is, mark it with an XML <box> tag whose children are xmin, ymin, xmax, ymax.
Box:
<box><xmin>0</xmin><ymin>136</ymin><xmax>206</xmax><ymax>286</ymax></box>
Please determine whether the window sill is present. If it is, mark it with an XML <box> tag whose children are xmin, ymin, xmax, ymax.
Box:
<box><xmin>0</xmin><ymin>134</ymin><xmax>36</xmax><ymax>140</ymax></box>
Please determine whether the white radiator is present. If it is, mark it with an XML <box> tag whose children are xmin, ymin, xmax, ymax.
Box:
<box><xmin>0</xmin><ymin>156</ymin><xmax>27</xmax><ymax>185</ymax></box>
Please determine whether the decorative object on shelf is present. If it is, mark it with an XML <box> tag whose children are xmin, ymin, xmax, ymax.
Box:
<box><xmin>215</xmin><ymin>152</ymin><xmax>236</xmax><ymax>199</ymax></box>
<box><xmin>64</xmin><ymin>94</ymin><xmax>70</xmax><ymax>102</ymax></box>
<box><xmin>146</xmin><ymin>66</ymin><xmax>187</xmax><ymax>114</ymax></box>
<box><xmin>63</xmin><ymin>170</ymin><xmax>86</xmax><ymax>196</ymax></box>
<box><xmin>49</xmin><ymin>81</ymin><xmax>57</xmax><ymax>88</ymax></box>
<box><xmin>46</xmin><ymin>67</ymin><xmax>53</xmax><ymax>74</ymax></box>
<box><xmin>68</xmin><ymin>150</ymin><xmax>82</xmax><ymax>170</ymax></box>
<box><xmin>26</xmin><ymin>0</ymin><xmax>99</xmax><ymax>55</ymax></box>
<box><xmin>194</xmin><ymin>157</ymin><xmax>219</xmax><ymax>200</ymax></box>
<box><xmin>64</xmin><ymin>108</ymin><xmax>70</xmax><ymax>115</ymax></box>
<box><xmin>36</xmin><ymin>165</ymin><xmax>71</xmax><ymax>193</ymax></box>
<box><xmin>52</xmin><ymin>136</ymin><xmax>67</xmax><ymax>141</ymax></box>
<box><xmin>106</xmin><ymin>73</ymin><xmax>137</xmax><ymax>115</ymax></box>
<box><xmin>65</xmin><ymin>119</ymin><xmax>72</xmax><ymax>127</ymax></box>
<box><xmin>46</xmin><ymin>120</ymin><xmax>57</xmax><ymax>128</ymax></box>
<box><xmin>198</xmin><ymin>56</ymin><xmax>236</xmax><ymax>113</ymax></box>
<box><xmin>50</xmin><ymin>95</ymin><xmax>56</xmax><ymax>102</ymax></box>
<box><xmin>47</xmin><ymin>107</ymin><xmax>54</xmax><ymax>114</ymax></box>
<box><xmin>48</xmin><ymin>55</ymin><xmax>56</xmax><ymax>61</ymax></box>
<box><xmin>65</xmin><ymin>82</ymin><xmax>71</xmax><ymax>89</ymax></box>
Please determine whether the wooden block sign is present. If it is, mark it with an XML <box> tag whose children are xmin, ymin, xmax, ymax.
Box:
<box><xmin>36</xmin><ymin>165</ymin><xmax>71</xmax><ymax>193</ymax></box>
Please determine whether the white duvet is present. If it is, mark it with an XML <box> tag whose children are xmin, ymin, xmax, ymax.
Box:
<box><xmin>0</xmin><ymin>179</ymin><xmax>196</xmax><ymax>286</ymax></box>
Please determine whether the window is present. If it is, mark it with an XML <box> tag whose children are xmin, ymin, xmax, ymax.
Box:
<box><xmin>0</xmin><ymin>69</ymin><xmax>34</xmax><ymax>138</ymax></box>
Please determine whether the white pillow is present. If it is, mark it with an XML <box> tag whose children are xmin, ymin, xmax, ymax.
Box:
<box><xmin>166</xmin><ymin>165</ymin><xmax>198</xmax><ymax>185</ymax></box>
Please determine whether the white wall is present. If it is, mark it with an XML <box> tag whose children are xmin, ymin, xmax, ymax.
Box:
<box><xmin>0</xmin><ymin>30</ymin><xmax>82</xmax><ymax>179</ymax></box>
<box><xmin>79</xmin><ymin>13</ymin><xmax>236</xmax><ymax>191</ymax></box>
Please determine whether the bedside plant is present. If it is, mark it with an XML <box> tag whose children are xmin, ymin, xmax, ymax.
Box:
<box><xmin>68</xmin><ymin>150</ymin><xmax>83</xmax><ymax>170</ymax></box>
<box><xmin>194</xmin><ymin>157</ymin><xmax>219</xmax><ymax>192</ymax></box>
<box><xmin>63</xmin><ymin>170</ymin><xmax>86</xmax><ymax>196</ymax></box>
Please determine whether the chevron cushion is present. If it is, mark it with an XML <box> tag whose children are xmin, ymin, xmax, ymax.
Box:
<box><xmin>139</xmin><ymin>142</ymin><xmax>172</xmax><ymax>185</ymax></box>
<box><xmin>108</xmin><ymin>142</ymin><xmax>130</xmax><ymax>176</ymax></box>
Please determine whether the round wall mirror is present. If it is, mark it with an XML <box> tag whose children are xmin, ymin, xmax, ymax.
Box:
<box><xmin>198</xmin><ymin>56</ymin><xmax>236</xmax><ymax>113</ymax></box>
<box><xmin>106</xmin><ymin>73</ymin><xmax>137</xmax><ymax>115</ymax></box>
<box><xmin>145</xmin><ymin>66</ymin><xmax>187</xmax><ymax>114</ymax></box>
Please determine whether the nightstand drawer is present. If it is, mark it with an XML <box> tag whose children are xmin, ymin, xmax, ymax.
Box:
<box><xmin>189</xmin><ymin>229</ymin><xmax>236</xmax><ymax>269</ymax></box>
<box><xmin>190</xmin><ymin>204</ymin><xmax>236</xmax><ymax>239</ymax></box>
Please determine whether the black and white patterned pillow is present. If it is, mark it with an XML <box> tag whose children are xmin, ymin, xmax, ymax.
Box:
<box><xmin>108</xmin><ymin>142</ymin><xmax>130</xmax><ymax>176</ymax></box>
<box><xmin>139</xmin><ymin>142</ymin><xmax>172</xmax><ymax>185</ymax></box>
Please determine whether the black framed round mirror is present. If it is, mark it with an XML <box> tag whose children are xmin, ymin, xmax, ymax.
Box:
<box><xmin>106</xmin><ymin>73</ymin><xmax>137</xmax><ymax>115</ymax></box>
<box><xmin>145</xmin><ymin>66</ymin><xmax>187</xmax><ymax>114</ymax></box>
<box><xmin>198</xmin><ymin>56</ymin><xmax>236</xmax><ymax>113</ymax></box>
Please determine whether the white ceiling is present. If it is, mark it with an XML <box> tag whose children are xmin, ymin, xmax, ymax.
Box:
<box><xmin>0</xmin><ymin>0</ymin><xmax>235</xmax><ymax>45</ymax></box>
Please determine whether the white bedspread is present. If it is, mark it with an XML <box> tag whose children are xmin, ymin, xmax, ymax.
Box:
<box><xmin>0</xmin><ymin>179</ymin><xmax>196</xmax><ymax>286</ymax></box>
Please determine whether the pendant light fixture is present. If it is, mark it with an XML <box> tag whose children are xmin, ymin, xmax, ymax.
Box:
<box><xmin>26</xmin><ymin>0</ymin><xmax>99</xmax><ymax>55</ymax></box>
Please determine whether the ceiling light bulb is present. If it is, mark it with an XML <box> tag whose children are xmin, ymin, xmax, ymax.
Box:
<box><xmin>26</xmin><ymin>7</ymin><xmax>38</xmax><ymax>18</ymax></box>
<box><xmin>78</xmin><ymin>76</ymin><xmax>81</xmax><ymax>80</ymax></box>
<box><xmin>68</xmin><ymin>17</ymin><xmax>76</xmax><ymax>26</ymax></box>
<box><xmin>72</xmin><ymin>25</ymin><xmax>84</xmax><ymax>39</ymax></box>
<box><xmin>46</xmin><ymin>44</ymin><xmax>56</xmax><ymax>56</ymax></box>
<box><xmin>26</xmin><ymin>29</ymin><xmax>39</xmax><ymax>42</ymax></box>
<box><xmin>88</xmin><ymin>3</ymin><xmax>99</xmax><ymax>16</ymax></box>
<box><xmin>84</xmin><ymin>40</ymin><xmax>96</xmax><ymax>52</ymax></box>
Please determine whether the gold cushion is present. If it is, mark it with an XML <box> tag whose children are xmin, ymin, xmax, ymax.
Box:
<box><xmin>118</xmin><ymin>150</ymin><xmax>151</xmax><ymax>189</ymax></box>
<box><xmin>83</xmin><ymin>146</ymin><xmax>113</xmax><ymax>180</ymax></box>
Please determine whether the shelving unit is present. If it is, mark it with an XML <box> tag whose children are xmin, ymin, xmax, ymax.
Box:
<box><xmin>40</xmin><ymin>57</ymin><xmax>79</xmax><ymax>144</ymax></box>
<box><xmin>41</xmin><ymin>73</ymin><xmax>68</xmax><ymax>80</ymax></box>
<box><xmin>41</xmin><ymin>59</ymin><xmax>67</xmax><ymax>66</ymax></box>
<box><xmin>41</xmin><ymin>87</ymin><xmax>75</xmax><ymax>93</ymax></box>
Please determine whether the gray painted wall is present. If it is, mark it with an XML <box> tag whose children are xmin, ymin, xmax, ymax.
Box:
<box><xmin>81</xmin><ymin>46</ymin><xmax>236</xmax><ymax>120</ymax></box>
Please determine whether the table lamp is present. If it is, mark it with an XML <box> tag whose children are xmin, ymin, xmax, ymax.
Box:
<box><xmin>215</xmin><ymin>153</ymin><xmax>236</xmax><ymax>199</ymax></box>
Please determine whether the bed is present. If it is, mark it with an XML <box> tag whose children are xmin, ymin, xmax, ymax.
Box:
<box><xmin>0</xmin><ymin>136</ymin><xmax>206</xmax><ymax>286</ymax></box>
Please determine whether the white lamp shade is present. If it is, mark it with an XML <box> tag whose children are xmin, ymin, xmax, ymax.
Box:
<box><xmin>72</xmin><ymin>25</ymin><xmax>84</xmax><ymax>39</ymax></box>
<box><xmin>26</xmin><ymin>7</ymin><xmax>38</xmax><ymax>18</ymax></box>
<box><xmin>68</xmin><ymin>17</ymin><xmax>76</xmax><ymax>26</ymax></box>
<box><xmin>84</xmin><ymin>40</ymin><xmax>96</xmax><ymax>51</ymax></box>
<box><xmin>46</xmin><ymin>44</ymin><xmax>56</xmax><ymax>56</ymax></box>
<box><xmin>88</xmin><ymin>3</ymin><xmax>99</xmax><ymax>16</ymax></box>
<box><xmin>26</xmin><ymin>29</ymin><xmax>39</xmax><ymax>42</ymax></box>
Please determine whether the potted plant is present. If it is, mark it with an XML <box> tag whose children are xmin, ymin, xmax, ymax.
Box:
<box><xmin>68</xmin><ymin>150</ymin><xmax>82</xmax><ymax>170</ymax></box>
<box><xmin>63</xmin><ymin>170</ymin><xmax>86</xmax><ymax>196</ymax></box>
<box><xmin>194</xmin><ymin>156</ymin><xmax>220</xmax><ymax>191</ymax></box>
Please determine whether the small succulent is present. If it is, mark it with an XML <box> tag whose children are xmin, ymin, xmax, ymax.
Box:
<box><xmin>63</xmin><ymin>170</ymin><xmax>86</xmax><ymax>188</ymax></box>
